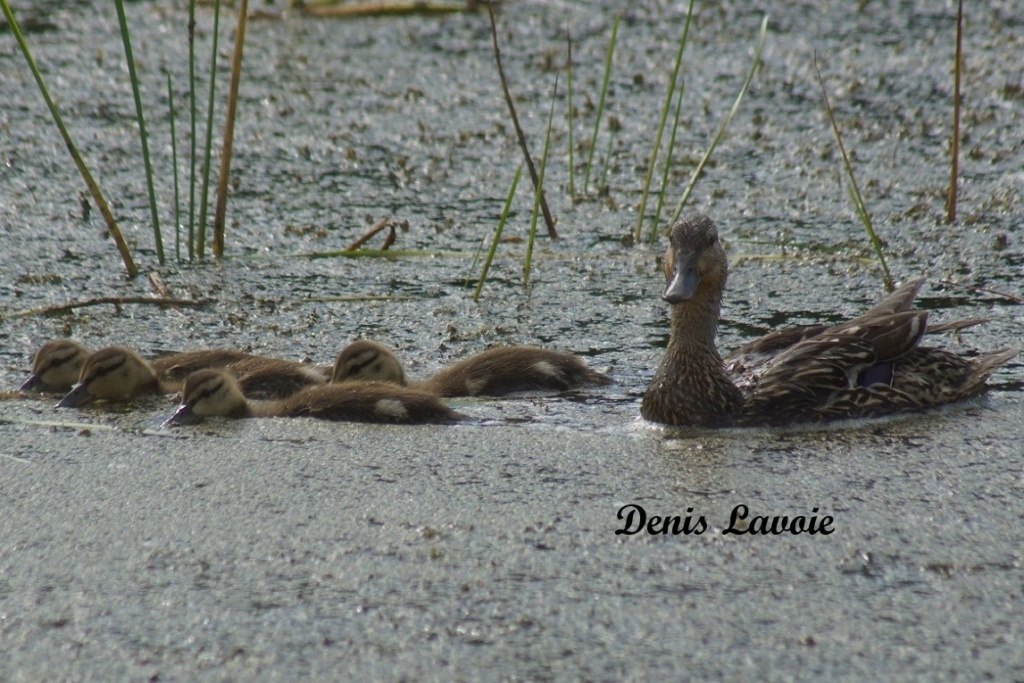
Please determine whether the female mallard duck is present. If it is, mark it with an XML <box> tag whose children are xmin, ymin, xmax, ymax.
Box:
<box><xmin>332</xmin><ymin>339</ymin><xmax>612</xmax><ymax>397</ymax></box>
<box><xmin>164</xmin><ymin>368</ymin><xmax>462</xmax><ymax>425</ymax></box>
<box><xmin>56</xmin><ymin>346</ymin><xmax>326</xmax><ymax>407</ymax></box>
<box><xmin>641</xmin><ymin>214</ymin><xmax>1017</xmax><ymax>428</ymax></box>
<box><xmin>21</xmin><ymin>339</ymin><xmax>92</xmax><ymax>392</ymax></box>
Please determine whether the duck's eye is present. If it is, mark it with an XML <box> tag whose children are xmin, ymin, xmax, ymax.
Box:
<box><xmin>349</xmin><ymin>354</ymin><xmax>379</xmax><ymax>374</ymax></box>
<box><xmin>200</xmin><ymin>382</ymin><xmax>223</xmax><ymax>400</ymax></box>
<box><xmin>94</xmin><ymin>365</ymin><xmax>114</xmax><ymax>378</ymax></box>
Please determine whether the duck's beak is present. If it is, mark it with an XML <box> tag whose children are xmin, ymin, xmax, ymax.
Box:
<box><xmin>20</xmin><ymin>374</ymin><xmax>46</xmax><ymax>392</ymax></box>
<box><xmin>163</xmin><ymin>402</ymin><xmax>200</xmax><ymax>427</ymax></box>
<box><xmin>56</xmin><ymin>383</ymin><xmax>92</xmax><ymax>408</ymax></box>
<box><xmin>663</xmin><ymin>249</ymin><xmax>700</xmax><ymax>304</ymax></box>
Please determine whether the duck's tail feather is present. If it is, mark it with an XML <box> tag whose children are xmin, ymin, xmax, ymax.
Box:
<box><xmin>926</xmin><ymin>317</ymin><xmax>990</xmax><ymax>335</ymax></box>
<box><xmin>971</xmin><ymin>348</ymin><xmax>1017</xmax><ymax>378</ymax></box>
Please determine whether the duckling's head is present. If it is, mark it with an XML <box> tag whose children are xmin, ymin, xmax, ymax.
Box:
<box><xmin>21</xmin><ymin>339</ymin><xmax>91</xmax><ymax>392</ymax></box>
<box><xmin>165</xmin><ymin>369</ymin><xmax>247</xmax><ymax>425</ymax></box>
<box><xmin>56</xmin><ymin>346</ymin><xmax>157</xmax><ymax>407</ymax></box>
<box><xmin>662</xmin><ymin>214</ymin><xmax>728</xmax><ymax>305</ymax></box>
<box><xmin>332</xmin><ymin>340</ymin><xmax>407</xmax><ymax>385</ymax></box>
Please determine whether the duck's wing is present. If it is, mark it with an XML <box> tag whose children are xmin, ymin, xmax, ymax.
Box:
<box><xmin>726</xmin><ymin>280</ymin><xmax>938</xmax><ymax>383</ymax></box>
<box><xmin>737</xmin><ymin>311</ymin><xmax>929</xmax><ymax>425</ymax></box>
<box><xmin>852</xmin><ymin>278</ymin><xmax>925</xmax><ymax>318</ymax></box>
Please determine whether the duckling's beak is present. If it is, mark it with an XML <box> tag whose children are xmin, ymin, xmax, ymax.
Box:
<box><xmin>663</xmin><ymin>249</ymin><xmax>700</xmax><ymax>304</ymax></box>
<box><xmin>20</xmin><ymin>374</ymin><xmax>46</xmax><ymax>392</ymax></box>
<box><xmin>56</xmin><ymin>383</ymin><xmax>92</xmax><ymax>408</ymax></box>
<box><xmin>163</xmin><ymin>402</ymin><xmax>201</xmax><ymax>427</ymax></box>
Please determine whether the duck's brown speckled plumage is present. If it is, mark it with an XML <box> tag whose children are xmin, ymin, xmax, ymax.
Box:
<box><xmin>641</xmin><ymin>215</ymin><xmax>743</xmax><ymax>426</ymax></box>
<box><xmin>642</xmin><ymin>214</ymin><xmax>1017</xmax><ymax>428</ymax></box>
<box><xmin>332</xmin><ymin>340</ymin><xmax>611</xmax><ymax>397</ymax></box>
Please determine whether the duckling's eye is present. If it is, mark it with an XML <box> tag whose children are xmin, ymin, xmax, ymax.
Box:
<box><xmin>348</xmin><ymin>354</ymin><xmax>380</xmax><ymax>374</ymax></box>
<box><xmin>200</xmin><ymin>382</ymin><xmax>223</xmax><ymax>400</ymax></box>
<box><xmin>93</xmin><ymin>362</ymin><xmax>121</xmax><ymax>378</ymax></box>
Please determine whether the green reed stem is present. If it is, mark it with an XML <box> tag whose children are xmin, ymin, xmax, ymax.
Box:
<box><xmin>634</xmin><ymin>0</ymin><xmax>695</xmax><ymax>242</ymax></box>
<box><xmin>196</xmin><ymin>0</ymin><xmax>222</xmax><ymax>259</ymax></box>
<box><xmin>566</xmin><ymin>26</ymin><xmax>576</xmax><ymax>201</ymax></box>
<box><xmin>0</xmin><ymin>0</ymin><xmax>138</xmax><ymax>277</ymax></box>
<box><xmin>583</xmin><ymin>13</ymin><xmax>618</xmax><ymax>196</ymax></box>
<box><xmin>524</xmin><ymin>75</ymin><xmax>559</xmax><ymax>291</ymax></box>
<box><xmin>598</xmin><ymin>119</ymin><xmax>617</xmax><ymax>194</ymax></box>
<box><xmin>167</xmin><ymin>72</ymin><xmax>182</xmax><ymax>262</ymax></box>
<box><xmin>652</xmin><ymin>81</ymin><xmax>686</xmax><ymax>233</ymax></box>
<box><xmin>114</xmin><ymin>0</ymin><xmax>163</xmax><ymax>263</ymax></box>
<box><xmin>473</xmin><ymin>165</ymin><xmax>523</xmax><ymax>302</ymax></box>
<box><xmin>187</xmin><ymin>0</ymin><xmax>197</xmax><ymax>259</ymax></box>
<box><xmin>945</xmin><ymin>0</ymin><xmax>963</xmax><ymax>223</ymax></box>
<box><xmin>464</xmin><ymin>235</ymin><xmax>488</xmax><ymax>290</ymax></box>
<box><xmin>666</xmin><ymin>14</ymin><xmax>768</xmax><ymax>235</ymax></box>
<box><xmin>814</xmin><ymin>55</ymin><xmax>893</xmax><ymax>291</ymax></box>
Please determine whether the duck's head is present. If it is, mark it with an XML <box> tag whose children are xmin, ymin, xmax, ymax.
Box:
<box><xmin>56</xmin><ymin>346</ymin><xmax>155</xmax><ymax>407</ymax></box>
<box><xmin>332</xmin><ymin>340</ymin><xmax>407</xmax><ymax>385</ymax></box>
<box><xmin>21</xmin><ymin>340</ymin><xmax>91</xmax><ymax>392</ymax></box>
<box><xmin>164</xmin><ymin>369</ymin><xmax>246</xmax><ymax>425</ymax></box>
<box><xmin>661</xmin><ymin>214</ymin><xmax>728</xmax><ymax>304</ymax></box>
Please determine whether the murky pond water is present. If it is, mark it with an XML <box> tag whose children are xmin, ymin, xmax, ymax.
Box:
<box><xmin>2</xmin><ymin>0</ymin><xmax>1023</xmax><ymax>679</ymax></box>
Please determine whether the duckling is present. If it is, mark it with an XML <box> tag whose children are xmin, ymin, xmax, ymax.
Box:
<box><xmin>56</xmin><ymin>346</ymin><xmax>325</xmax><ymax>407</ymax></box>
<box><xmin>331</xmin><ymin>340</ymin><xmax>408</xmax><ymax>384</ymax></box>
<box><xmin>332</xmin><ymin>340</ymin><xmax>612</xmax><ymax>397</ymax></box>
<box><xmin>641</xmin><ymin>214</ymin><xmax>1017</xmax><ymax>428</ymax></box>
<box><xmin>220</xmin><ymin>356</ymin><xmax>328</xmax><ymax>400</ymax></box>
<box><xmin>21</xmin><ymin>339</ymin><xmax>91</xmax><ymax>392</ymax></box>
<box><xmin>57</xmin><ymin>346</ymin><xmax>175</xmax><ymax>407</ymax></box>
<box><xmin>149</xmin><ymin>348</ymin><xmax>259</xmax><ymax>383</ymax></box>
<box><xmin>164</xmin><ymin>368</ymin><xmax>462</xmax><ymax>425</ymax></box>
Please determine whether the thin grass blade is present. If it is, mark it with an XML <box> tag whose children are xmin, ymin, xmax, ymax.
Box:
<box><xmin>634</xmin><ymin>0</ymin><xmax>695</xmax><ymax>242</ymax></box>
<box><xmin>566</xmin><ymin>25</ymin><xmax>576</xmax><ymax>201</ymax></box>
<box><xmin>0</xmin><ymin>0</ymin><xmax>138</xmax><ymax>277</ymax></box>
<box><xmin>524</xmin><ymin>74</ymin><xmax>559</xmax><ymax>290</ymax></box>
<box><xmin>652</xmin><ymin>81</ymin><xmax>686</xmax><ymax>232</ymax></box>
<box><xmin>167</xmin><ymin>72</ymin><xmax>182</xmax><ymax>261</ymax></box>
<box><xmin>814</xmin><ymin>54</ymin><xmax>893</xmax><ymax>290</ymax></box>
<box><xmin>474</xmin><ymin>164</ymin><xmax>523</xmax><ymax>302</ymax></box>
<box><xmin>584</xmin><ymin>13</ymin><xmax>619</xmax><ymax>196</ymax></box>
<box><xmin>188</xmin><ymin>0</ymin><xmax>198</xmax><ymax>259</ymax></box>
<box><xmin>115</xmin><ymin>0</ymin><xmax>163</xmax><ymax>263</ymax></box>
<box><xmin>665</xmin><ymin>14</ymin><xmax>768</xmax><ymax>237</ymax></box>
